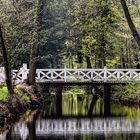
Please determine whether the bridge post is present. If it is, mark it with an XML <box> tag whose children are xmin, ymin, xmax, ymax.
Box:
<box><xmin>21</xmin><ymin>64</ymin><xmax>28</xmax><ymax>82</ymax></box>
<box><xmin>130</xmin><ymin>70</ymin><xmax>133</xmax><ymax>81</ymax></box>
<box><xmin>0</xmin><ymin>67</ymin><xmax>5</xmax><ymax>84</ymax></box>
<box><xmin>104</xmin><ymin>67</ymin><xmax>107</xmax><ymax>82</ymax></box>
<box><xmin>103</xmin><ymin>84</ymin><xmax>111</xmax><ymax>117</ymax></box>
<box><xmin>64</xmin><ymin>67</ymin><xmax>67</xmax><ymax>82</ymax></box>
<box><xmin>55</xmin><ymin>86</ymin><xmax>63</xmax><ymax>116</ymax></box>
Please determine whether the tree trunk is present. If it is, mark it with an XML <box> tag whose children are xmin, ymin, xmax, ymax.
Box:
<box><xmin>26</xmin><ymin>46</ymin><xmax>38</xmax><ymax>85</ymax></box>
<box><xmin>86</xmin><ymin>56</ymin><xmax>92</xmax><ymax>68</ymax></box>
<box><xmin>120</xmin><ymin>0</ymin><xmax>140</xmax><ymax>48</ymax></box>
<box><xmin>97</xmin><ymin>5</ymin><xmax>107</xmax><ymax>68</ymax></box>
<box><xmin>0</xmin><ymin>26</ymin><xmax>14</xmax><ymax>95</ymax></box>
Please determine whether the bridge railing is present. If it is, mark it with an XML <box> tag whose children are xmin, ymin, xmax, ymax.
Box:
<box><xmin>36</xmin><ymin>67</ymin><xmax>140</xmax><ymax>83</ymax></box>
<box><xmin>0</xmin><ymin>64</ymin><xmax>140</xmax><ymax>84</ymax></box>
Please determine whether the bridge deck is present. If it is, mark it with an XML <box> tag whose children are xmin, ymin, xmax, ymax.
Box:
<box><xmin>37</xmin><ymin>81</ymin><xmax>131</xmax><ymax>86</ymax></box>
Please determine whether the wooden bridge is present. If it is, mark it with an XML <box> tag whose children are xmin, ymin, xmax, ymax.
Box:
<box><xmin>1</xmin><ymin>64</ymin><xmax>140</xmax><ymax>85</ymax></box>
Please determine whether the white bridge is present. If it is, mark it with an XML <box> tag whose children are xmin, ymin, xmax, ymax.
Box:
<box><xmin>1</xmin><ymin>64</ymin><xmax>140</xmax><ymax>84</ymax></box>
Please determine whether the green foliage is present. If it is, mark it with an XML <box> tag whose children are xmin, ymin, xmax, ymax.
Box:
<box><xmin>0</xmin><ymin>0</ymin><xmax>140</xmax><ymax>69</ymax></box>
<box><xmin>112</xmin><ymin>84</ymin><xmax>140</xmax><ymax>99</ymax></box>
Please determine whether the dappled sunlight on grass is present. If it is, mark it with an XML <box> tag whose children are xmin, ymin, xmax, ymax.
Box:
<box><xmin>0</xmin><ymin>86</ymin><xmax>30</xmax><ymax>102</ymax></box>
<box><xmin>0</xmin><ymin>87</ymin><xmax>9</xmax><ymax>100</ymax></box>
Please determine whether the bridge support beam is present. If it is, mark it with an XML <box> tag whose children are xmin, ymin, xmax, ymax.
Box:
<box><xmin>103</xmin><ymin>84</ymin><xmax>111</xmax><ymax>117</ymax></box>
<box><xmin>55</xmin><ymin>86</ymin><xmax>63</xmax><ymax>116</ymax></box>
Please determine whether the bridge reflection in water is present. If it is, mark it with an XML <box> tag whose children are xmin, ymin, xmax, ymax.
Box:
<box><xmin>4</xmin><ymin>118</ymin><xmax>140</xmax><ymax>140</ymax></box>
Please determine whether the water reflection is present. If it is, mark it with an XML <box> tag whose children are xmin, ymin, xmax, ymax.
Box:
<box><xmin>1</xmin><ymin>117</ymin><xmax>140</xmax><ymax>140</ymax></box>
<box><xmin>1</xmin><ymin>87</ymin><xmax>140</xmax><ymax>140</ymax></box>
<box><xmin>15</xmin><ymin>118</ymin><xmax>140</xmax><ymax>135</ymax></box>
<box><xmin>62</xmin><ymin>94</ymin><xmax>103</xmax><ymax>116</ymax></box>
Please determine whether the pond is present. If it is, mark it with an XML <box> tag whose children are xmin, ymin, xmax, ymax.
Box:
<box><xmin>1</xmin><ymin>86</ymin><xmax>140</xmax><ymax>140</ymax></box>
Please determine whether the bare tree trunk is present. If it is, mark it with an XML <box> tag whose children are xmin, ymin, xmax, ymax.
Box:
<box><xmin>0</xmin><ymin>26</ymin><xmax>14</xmax><ymax>95</ymax></box>
<box><xmin>120</xmin><ymin>0</ymin><xmax>140</xmax><ymax>48</ymax></box>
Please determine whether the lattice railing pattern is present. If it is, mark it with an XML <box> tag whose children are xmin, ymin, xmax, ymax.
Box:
<box><xmin>1</xmin><ymin>64</ymin><xmax>140</xmax><ymax>84</ymax></box>
<box><xmin>36</xmin><ymin>68</ymin><xmax>140</xmax><ymax>83</ymax></box>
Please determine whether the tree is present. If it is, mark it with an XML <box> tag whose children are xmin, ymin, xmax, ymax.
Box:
<box><xmin>0</xmin><ymin>25</ymin><xmax>14</xmax><ymax>95</ymax></box>
<box><xmin>70</xmin><ymin>0</ymin><xmax>120</xmax><ymax>68</ymax></box>
<box><xmin>120</xmin><ymin>0</ymin><xmax>140</xmax><ymax>48</ymax></box>
<box><xmin>1</xmin><ymin>0</ymin><xmax>140</xmax><ymax>71</ymax></box>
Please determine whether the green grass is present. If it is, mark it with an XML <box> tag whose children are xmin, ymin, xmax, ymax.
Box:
<box><xmin>0</xmin><ymin>87</ymin><xmax>9</xmax><ymax>100</ymax></box>
<box><xmin>0</xmin><ymin>86</ymin><xmax>30</xmax><ymax>102</ymax></box>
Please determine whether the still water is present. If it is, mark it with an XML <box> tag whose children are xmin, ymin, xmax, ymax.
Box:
<box><xmin>1</xmin><ymin>87</ymin><xmax>140</xmax><ymax>140</ymax></box>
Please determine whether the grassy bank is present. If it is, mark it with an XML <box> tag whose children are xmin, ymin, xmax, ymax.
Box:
<box><xmin>0</xmin><ymin>84</ymin><xmax>41</xmax><ymax>128</ymax></box>
<box><xmin>0</xmin><ymin>86</ymin><xmax>30</xmax><ymax>101</ymax></box>
<box><xmin>112</xmin><ymin>84</ymin><xmax>140</xmax><ymax>106</ymax></box>
<box><xmin>112</xmin><ymin>84</ymin><xmax>140</xmax><ymax>99</ymax></box>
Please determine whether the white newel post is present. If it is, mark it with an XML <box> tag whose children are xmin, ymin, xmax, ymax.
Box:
<box><xmin>64</xmin><ymin>67</ymin><xmax>67</xmax><ymax>82</ymax></box>
<box><xmin>91</xmin><ymin>70</ymin><xmax>93</xmax><ymax>81</ymax></box>
<box><xmin>129</xmin><ymin>70</ymin><xmax>133</xmax><ymax>81</ymax></box>
<box><xmin>117</xmin><ymin>70</ymin><xmax>120</xmax><ymax>80</ymax></box>
<box><xmin>21</xmin><ymin>64</ymin><xmax>28</xmax><ymax>82</ymax></box>
<box><xmin>104</xmin><ymin>66</ymin><xmax>107</xmax><ymax>82</ymax></box>
<box><xmin>51</xmin><ymin>70</ymin><xmax>53</xmax><ymax>80</ymax></box>
<box><xmin>0</xmin><ymin>67</ymin><xmax>5</xmax><ymax>84</ymax></box>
